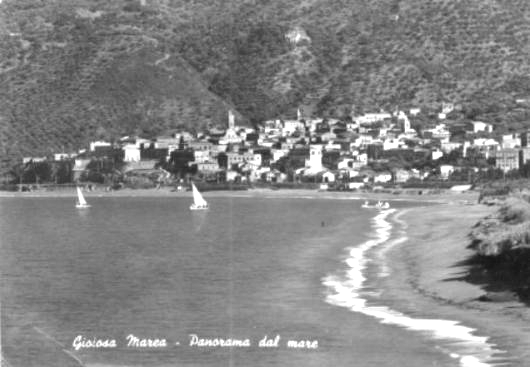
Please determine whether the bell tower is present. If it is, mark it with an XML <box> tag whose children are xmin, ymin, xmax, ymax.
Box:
<box><xmin>228</xmin><ymin>110</ymin><xmax>235</xmax><ymax>129</ymax></box>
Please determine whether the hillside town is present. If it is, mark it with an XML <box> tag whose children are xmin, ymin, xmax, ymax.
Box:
<box><xmin>7</xmin><ymin>104</ymin><xmax>530</xmax><ymax>191</ymax></box>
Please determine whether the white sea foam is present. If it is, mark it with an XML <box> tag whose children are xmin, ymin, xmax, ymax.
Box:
<box><xmin>323</xmin><ymin>209</ymin><xmax>504</xmax><ymax>367</ymax></box>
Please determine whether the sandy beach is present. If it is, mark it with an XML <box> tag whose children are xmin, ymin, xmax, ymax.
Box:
<box><xmin>382</xmin><ymin>202</ymin><xmax>530</xmax><ymax>365</ymax></box>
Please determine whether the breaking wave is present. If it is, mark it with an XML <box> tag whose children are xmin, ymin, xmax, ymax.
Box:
<box><xmin>322</xmin><ymin>209</ymin><xmax>505</xmax><ymax>367</ymax></box>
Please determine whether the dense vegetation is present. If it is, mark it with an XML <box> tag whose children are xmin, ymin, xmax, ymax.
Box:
<box><xmin>468</xmin><ymin>195</ymin><xmax>530</xmax><ymax>302</ymax></box>
<box><xmin>2</xmin><ymin>0</ymin><xmax>530</xmax><ymax>174</ymax></box>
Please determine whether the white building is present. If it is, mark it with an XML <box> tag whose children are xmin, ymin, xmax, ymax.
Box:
<box><xmin>219</xmin><ymin>110</ymin><xmax>242</xmax><ymax>145</ymax></box>
<box><xmin>271</xmin><ymin>149</ymin><xmax>289</xmax><ymax>163</ymax></box>
<box><xmin>322</xmin><ymin>171</ymin><xmax>336</xmax><ymax>183</ymax></box>
<box><xmin>353</xmin><ymin>112</ymin><xmax>392</xmax><ymax>124</ymax></box>
<box><xmin>346</xmin><ymin>121</ymin><xmax>359</xmax><ymax>131</ymax></box>
<box><xmin>374</xmin><ymin>172</ymin><xmax>392</xmax><ymax>183</ymax></box>
<box><xmin>197</xmin><ymin>161</ymin><xmax>220</xmax><ymax>172</ymax></box>
<box><xmin>53</xmin><ymin>153</ymin><xmax>77</xmax><ymax>161</ymax></box>
<box><xmin>123</xmin><ymin>144</ymin><xmax>141</xmax><ymax>162</ymax></box>
<box><xmin>472</xmin><ymin>138</ymin><xmax>499</xmax><ymax>158</ymax></box>
<box><xmin>470</xmin><ymin>121</ymin><xmax>493</xmax><ymax>133</ymax></box>
<box><xmin>22</xmin><ymin>157</ymin><xmax>47</xmax><ymax>164</ymax></box>
<box><xmin>282</xmin><ymin>120</ymin><xmax>305</xmax><ymax>136</ymax></box>
<box><xmin>306</xmin><ymin>118</ymin><xmax>324</xmax><ymax>133</ymax></box>
<box><xmin>305</xmin><ymin>145</ymin><xmax>323</xmax><ymax>173</ymax></box>
<box><xmin>285</xmin><ymin>26</ymin><xmax>311</xmax><ymax>45</ymax></box>
<box><xmin>426</xmin><ymin>124</ymin><xmax>451</xmax><ymax>142</ymax></box>
<box><xmin>226</xmin><ymin>151</ymin><xmax>262</xmax><ymax>169</ymax></box>
<box><xmin>324</xmin><ymin>141</ymin><xmax>341</xmax><ymax>151</ymax></box>
<box><xmin>442</xmin><ymin>102</ymin><xmax>454</xmax><ymax>115</ymax></box>
<box><xmin>89</xmin><ymin>140</ymin><xmax>111</xmax><ymax>152</ymax></box>
<box><xmin>502</xmin><ymin>134</ymin><xmax>521</xmax><ymax>149</ymax></box>
<box><xmin>347</xmin><ymin>182</ymin><xmax>365</xmax><ymax>190</ymax></box>
<box><xmin>440</xmin><ymin>165</ymin><xmax>454</xmax><ymax>180</ymax></box>
<box><xmin>432</xmin><ymin>149</ymin><xmax>443</xmax><ymax>160</ymax></box>
<box><xmin>441</xmin><ymin>141</ymin><xmax>463</xmax><ymax>153</ymax></box>
<box><xmin>409</xmin><ymin>108</ymin><xmax>421</xmax><ymax>116</ymax></box>
<box><xmin>226</xmin><ymin>170</ymin><xmax>240</xmax><ymax>182</ymax></box>
<box><xmin>472</xmin><ymin>138</ymin><xmax>499</xmax><ymax>148</ymax></box>
<box><xmin>352</xmin><ymin>134</ymin><xmax>377</xmax><ymax>148</ymax></box>
<box><xmin>394</xmin><ymin>110</ymin><xmax>412</xmax><ymax>132</ymax></box>
<box><xmin>194</xmin><ymin>150</ymin><xmax>211</xmax><ymax>164</ymax></box>
<box><xmin>383</xmin><ymin>138</ymin><xmax>401</xmax><ymax>150</ymax></box>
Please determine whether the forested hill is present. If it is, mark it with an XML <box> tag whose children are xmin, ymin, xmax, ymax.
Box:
<box><xmin>1</xmin><ymin>0</ymin><xmax>530</xmax><ymax>172</ymax></box>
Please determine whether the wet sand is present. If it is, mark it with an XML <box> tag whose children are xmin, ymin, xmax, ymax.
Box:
<box><xmin>382</xmin><ymin>203</ymin><xmax>530</xmax><ymax>366</ymax></box>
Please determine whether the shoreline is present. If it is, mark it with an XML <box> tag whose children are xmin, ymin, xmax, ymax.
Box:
<box><xmin>0</xmin><ymin>186</ymin><xmax>477</xmax><ymax>204</ymax></box>
<box><xmin>382</xmin><ymin>203</ymin><xmax>530</xmax><ymax>366</ymax></box>
<box><xmin>325</xmin><ymin>208</ymin><xmax>502</xmax><ymax>367</ymax></box>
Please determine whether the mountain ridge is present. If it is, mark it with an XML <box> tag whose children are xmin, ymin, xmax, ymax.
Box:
<box><xmin>1</xmin><ymin>0</ymin><xmax>530</xmax><ymax>173</ymax></box>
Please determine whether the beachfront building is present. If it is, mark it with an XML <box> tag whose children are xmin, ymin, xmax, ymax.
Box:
<box><xmin>347</xmin><ymin>182</ymin><xmax>365</xmax><ymax>190</ymax></box>
<box><xmin>393</xmin><ymin>169</ymin><xmax>412</xmax><ymax>183</ymax></box>
<box><xmin>197</xmin><ymin>161</ymin><xmax>220</xmax><ymax>173</ymax></box>
<box><xmin>321</xmin><ymin>171</ymin><xmax>336</xmax><ymax>183</ymax></box>
<box><xmin>226</xmin><ymin>151</ymin><xmax>262</xmax><ymax>170</ymax></box>
<box><xmin>495</xmin><ymin>149</ymin><xmax>519</xmax><ymax>172</ymax></box>
<box><xmin>440</xmin><ymin>165</ymin><xmax>454</xmax><ymax>180</ymax></box>
<box><xmin>374</xmin><ymin>172</ymin><xmax>392</xmax><ymax>183</ymax></box>
<box><xmin>123</xmin><ymin>144</ymin><xmax>141</xmax><ymax>162</ymax></box>
<box><xmin>73</xmin><ymin>158</ymin><xmax>91</xmax><ymax>181</ymax></box>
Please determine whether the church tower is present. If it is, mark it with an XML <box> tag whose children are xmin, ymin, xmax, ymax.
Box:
<box><xmin>403</xmin><ymin>114</ymin><xmax>411</xmax><ymax>132</ymax></box>
<box><xmin>228</xmin><ymin>110</ymin><xmax>235</xmax><ymax>129</ymax></box>
<box><xmin>307</xmin><ymin>145</ymin><xmax>323</xmax><ymax>172</ymax></box>
<box><xmin>297</xmin><ymin>108</ymin><xmax>302</xmax><ymax>121</ymax></box>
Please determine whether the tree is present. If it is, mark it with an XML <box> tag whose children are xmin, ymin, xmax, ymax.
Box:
<box><xmin>56</xmin><ymin>161</ymin><xmax>73</xmax><ymax>184</ymax></box>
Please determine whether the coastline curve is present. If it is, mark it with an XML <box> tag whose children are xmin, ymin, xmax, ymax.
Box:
<box><xmin>322</xmin><ymin>208</ymin><xmax>505</xmax><ymax>367</ymax></box>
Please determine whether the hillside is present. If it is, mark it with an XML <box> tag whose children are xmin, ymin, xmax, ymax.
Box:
<box><xmin>1</xmin><ymin>0</ymin><xmax>530</xmax><ymax>173</ymax></box>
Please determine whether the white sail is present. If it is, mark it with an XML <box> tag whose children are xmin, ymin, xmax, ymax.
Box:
<box><xmin>76</xmin><ymin>186</ymin><xmax>89</xmax><ymax>207</ymax></box>
<box><xmin>191</xmin><ymin>183</ymin><xmax>208</xmax><ymax>207</ymax></box>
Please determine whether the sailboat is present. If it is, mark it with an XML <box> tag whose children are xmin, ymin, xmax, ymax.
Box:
<box><xmin>190</xmin><ymin>182</ymin><xmax>208</xmax><ymax>210</ymax></box>
<box><xmin>361</xmin><ymin>200</ymin><xmax>390</xmax><ymax>210</ymax></box>
<box><xmin>76</xmin><ymin>186</ymin><xmax>91</xmax><ymax>209</ymax></box>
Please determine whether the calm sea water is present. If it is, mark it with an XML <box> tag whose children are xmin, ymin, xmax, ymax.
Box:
<box><xmin>1</xmin><ymin>196</ymin><xmax>456</xmax><ymax>367</ymax></box>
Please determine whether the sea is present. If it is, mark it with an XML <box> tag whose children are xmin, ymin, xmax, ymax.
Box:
<box><xmin>0</xmin><ymin>195</ymin><xmax>503</xmax><ymax>367</ymax></box>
